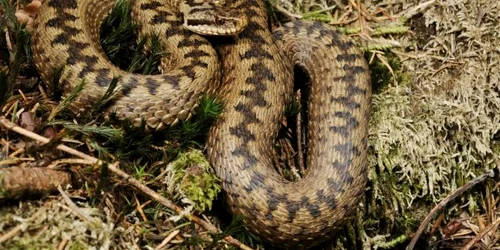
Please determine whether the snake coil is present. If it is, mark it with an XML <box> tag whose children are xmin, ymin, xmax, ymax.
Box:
<box><xmin>32</xmin><ymin>0</ymin><xmax>371</xmax><ymax>248</ymax></box>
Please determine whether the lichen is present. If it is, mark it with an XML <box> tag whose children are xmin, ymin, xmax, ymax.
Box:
<box><xmin>0</xmin><ymin>200</ymin><xmax>135</xmax><ymax>249</ymax></box>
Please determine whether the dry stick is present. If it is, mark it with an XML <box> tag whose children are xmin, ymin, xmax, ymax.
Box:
<box><xmin>272</xmin><ymin>4</ymin><xmax>302</xmax><ymax>19</ymax></box>
<box><xmin>295</xmin><ymin>90</ymin><xmax>305</xmax><ymax>175</ymax></box>
<box><xmin>406</xmin><ymin>169</ymin><xmax>496</xmax><ymax>250</ymax></box>
<box><xmin>398</xmin><ymin>0</ymin><xmax>437</xmax><ymax>20</ymax></box>
<box><xmin>0</xmin><ymin>117</ymin><xmax>253</xmax><ymax>250</ymax></box>
<box><xmin>58</xmin><ymin>185</ymin><xmax>97</xmax><ymax>223</ymax></box>
<box><xmin>155</xmin><ymin>229</ymin><xmax>180</xmax><ymax>250</ymax></box>
<box><xmin>46</xmin><ymin>158</ymin><xmax>96</xmax><ymax>169</ymax></box>
<box><xmin>0</xmin><ymin>117</ymin><xmax>95</xmax><ymax>161</ymax></box>
<box><xmin>460</xmin><ymin>218</ymin><xmax>500</xmax><ymax>250</ymax></box>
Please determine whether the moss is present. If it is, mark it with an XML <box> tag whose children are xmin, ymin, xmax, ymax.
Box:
<box><xmin>167</xmin><ymin>150</ymin><xmax>221</xmax><ymax>212</ymax></box>
<box><xmin>302</xmin><ymin>11</ymin><xmax>333</xmax><ymax>23</ymax></box>
<box><xmin>371</xmin><ymin>23</ymin><xmax>410</xmax><ymax>36</ymax></box>
<box><xmin>364</xmin><ymin>0</ymin><xmax>500</xmax><ymax>247</ymax></box>
<box><xmin>367</xmin><ymin>51</ymin><xmax>411</xmax><ymax>92</ymax></box>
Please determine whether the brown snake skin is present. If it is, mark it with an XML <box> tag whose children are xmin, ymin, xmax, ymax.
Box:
<box><xmin>32</xmin><ymin>0</ymin><xmax>222</xmax><ymax>129</ymax></box>
<box><xmin>31</xmin><ymin>0</ymin><xmax>371</xmax><ymax>248</ymax></box>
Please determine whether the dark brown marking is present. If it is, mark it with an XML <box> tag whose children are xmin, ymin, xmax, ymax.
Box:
<box><xmin>333</xmin><ymin>74</ymin><xmax>355</xmax><ymax>84</ymax></box>
<box><xmin>327</xmin><ymin>33</ymin><xmax>354</xmax><ymax>50</ymax></box>
<box><xmin>184</xmin><ymin>50</ymin><xmax>210</xmax><ymax>59</ymax></box>
<box><xmin>180</xmin><ymin>66</ymin><xmax>196</xmax><ymax>80</ymax></box>
<box><xmin>51</xmin><ymin>34</ymin><xmax>71</xmax><ymax>45</ymax></box>
<box><xmin>48</xmin><ymin>0</ymin><xmax>77</xmax><ymax>9</ymax></box>
<box><xmin>140</xmin><ymin>1</ymin><xmax>162</xmax><ymax>10</ymax></box>
<box><xmin>161</xmin><ymin>75</ymin><xmax>180</xmax><ymax>89</ymax></box>
<box><xmin>191</xmin><ymin>60</ymin><xmax>208</xmax><ymax>68</ymax></box>
<box><xmin>229</xmin><ymin>123</ymin><xmax>256</xmax><ymax>144</ymax></box>
<box><xmin>231</xmin><ymin>148</ymin><xmax>258</xmax><ymax>170</ymax></box>
<box><xmin>186</xmin><ymin>19</ymin><xmax>217</xmax><ymax>27</ymax></box>
<box><xmin>284</xmin><ymin>200</ymin><xmax>299</xmax><ymax>222</ymax></box>
<box><xmin>347</xmin><ymin>84</ymin><xmax>367</xmax><ymax>96</ymax></box>
<box><xmin>330</xmin><ymin>111</ymin><xmax>360</xmax><ymax>137</ymax></box>
<box><xmin>46</xmin><ymin>13</ymin><xmax>78</xmax><ymax>27</ymax></box>
<box><xmin>343</xmin><ymin>65</ymin><xmax>366</xmax><ymax>75</ymax></box>
<box><xmin>239</xmin><ymin>89</ymin><xmax>268</xmax><ymax>106</ymax></box>
<box><xmin>183</xmin><ymin>0</ymin><xmax>207</xmax><ymax>7</ymax></box>
<box><xmin>121</xmin><ymin>77</ymin><xmax>139</xmax><ymax>95</ymax></box>
<box><xmin>241</xmin><ymin>44</ymin><xmax>274</xmax><ymax>59</ymax></box>
<box><xmin>332</xmin><ymin>158</ymin><xmax>352</xmax><ymax>172</ymax></box>
<box><xmin>330</xmin><ymin>96</ymin><xmax>361</xmax><ymax>109</ymax></box>
<box><xmin>305</xmin><ymin>21</ymin><xmax>324</xmax><ymax>36</ymax></box>
<box><xmin>292</xmin><ymin>21</ymin><xmax>304</xmax><ymax>35</ymax></box>
<box><xmin>244</xmin><ymin>171</ymin><xmax>265</xmax><ymax>192</ymax></box>
<box><xmin>330</xmin><ymin>126</ymin><xmax>348</xmax><ymax>137</ymax></box>
<box><xmin>327</xmin><ymin>178</ymin><xmax>345</xmax><ymax>195</ymax></box>
<box><xmin>239</xmin><ymin>21</ymin><xmax>265</xmax><ymax>39</ymax></box>
<box><xmin>300</xmin><ymin>196</ymin><xmax>321</xmax><ymax>218</ymax></box>
<box><xmin>76</xmin><ymin>55</ymin><xmax>99</xmax><ymax>76</ymax></box>
<box><xmin>145</xmin><ymin>78</ymin><xmax>160</xmax><ymax>95</ymax></box>
<box><xmin>247</xmin><ymin>63</ymin><xmax>275</xmax><ymax>84</ymax></box>
<box><xmin>61</xmin><ymin>26</ymin><xmax>80</xmax><ymax>37</ymax></box>
<box><xmin>151</xmin><ymin>14</ymin><xmax>168</xmax><ymax>24</ymax></box>
<box><xmin>265</xmin><ymin>188</ymin><xmax>288</xmax><ymax>214</ymax></box>
<box><xmin>68</xmin><ymin>42</ymin><xmax>90</xmax><ymax>51</ymax></box>
<box><xmin>165</xmin><ymin>23</ymin><xmax>190</xmax><ymax>37</ymax></box>
<box><xmin>336</xmin><ymin>53</ymin><xmax>361</xmax><ymax>62</ymax></box>
<box><xmin>234</xmin><ymin>103</ymin><xmax>260</xmax><ymax>123</ymax></box>
<box><xmin>334</xmin><ymin>143</ymin><xmax>361</xmax><ymax>157</ymax></box>
<box><xmin>95</xmin><ymin>68</ymin><xmax>112</xmax><ymax>87</ymax></box>
<box><xmin>331</xmin><ymin>161</ymin><xmax>354</xmax><ymax>184</ymax></box>
<box><xmin>66</xmin><ymin>43</ymin><xmax>91</xmax><ymax>62</ymax></box>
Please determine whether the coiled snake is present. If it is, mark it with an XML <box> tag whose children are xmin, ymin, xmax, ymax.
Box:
<box><xmin>32</xmin><ymin>0</ymin><xmax>371</xmax><ymax>248</ymax></box>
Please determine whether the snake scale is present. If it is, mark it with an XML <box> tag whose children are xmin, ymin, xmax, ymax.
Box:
<box><xmin>32</xmin><ymin>0</ymin><xmax>371</xmax><ymax>248</ymax></box>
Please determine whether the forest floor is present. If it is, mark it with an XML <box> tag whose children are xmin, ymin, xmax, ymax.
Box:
<box><xmin>0</xmin><ymin>0</ymin><xmax>499</xmax><ymax>249</ymax></box>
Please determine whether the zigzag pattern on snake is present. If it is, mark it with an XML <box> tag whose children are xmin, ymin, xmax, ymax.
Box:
<box><xmin>31</xmin><ymin>0</ymin><xmax>371</xmax><ymax>248</ymax></box>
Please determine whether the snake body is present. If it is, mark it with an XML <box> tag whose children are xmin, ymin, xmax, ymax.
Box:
<box><xmin>32</xmin><ymin>0</ymin><xmax>222</xmax><ymax>129</ymax></box>
<box><xmin>32</xmin><ymin>0</ymin><xmax>371</xmax><ymax>248</ymax></box>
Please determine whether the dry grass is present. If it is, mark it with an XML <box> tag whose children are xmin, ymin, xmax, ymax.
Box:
<box><xmin>1</xmin><ymin>0</ymin><xmax>499</xmax><ymax>249</ymax></box>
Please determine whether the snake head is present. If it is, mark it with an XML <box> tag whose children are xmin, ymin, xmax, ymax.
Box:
<box><xmin>180</xmin><ymin>0</ymin><xmax>248</xmax><ymax>36</ymax></box>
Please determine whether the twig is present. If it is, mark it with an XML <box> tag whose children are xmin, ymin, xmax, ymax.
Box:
<box><xmin>460</xmin><ymin>217</ymin><xmax>500</xmax><ymax>250</ymax></box>
<box><xmin>295</xmin><ymin>90</ymin><xmax>305</xmax><ymax>175</ymax></box>
<box><xmin>0</xmin><ymin>117</ymin><xmax>96</xmax><ymax>161</ymax></box>
<box><xmin>58</xmin><ymin>185</ymin><xmax>97</xmax><ymax>223</ymax></box>
<box><xmin>398</xmin><ymin>0</ymin><xmax>437</xmax><ymax>20</ymax></box>
<box><xmin>4</xmin><ymin>27</ymin><xmax>15</xmax><ymax>63</ymax></box>
<box><xmin>57</xmin><ymin>239</ymin><xmax>68</xmax><ymax>250</ymax></box>
<box><xmin>46</xmin><ymin>158</ymin><xmax>96</xmax><ymax>169</ymax></box>
<box><xmin>272</xmin><ymin>4</ymin><xmax>303</xmax><ymax>19</ymax></box>
<box><xmin>155</xmin><ymin>229</ymin><xmax>180</xmax><ymax>250</ymax></box>
<box><xmin>134</xmin><ymin>194</ymin><xmax>151</xmax><ymax>222</ymax></box>
<box><xmin>406</xmin><ymin>169</ymin><xmax>496</xmax><ymax>250</ymax></box>
<box><xmin>281</xmin><ymin>139</ymin><xmax>301</xmax><ymax>180</ymax></box>
<box><xmin>0</xmin><ymin>116</ymin><xmax>253</xmax><ymax>250</ymax></box>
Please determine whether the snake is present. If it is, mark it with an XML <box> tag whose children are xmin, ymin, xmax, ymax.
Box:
<box><xmin>31</xmin><ymin>0</ymin><xmax>371</xmax><ymax>248</ymax></box>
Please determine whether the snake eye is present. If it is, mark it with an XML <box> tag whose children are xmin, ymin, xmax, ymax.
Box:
<box><xmin>215</xmin><ymin>16</ymin><xmax>225</xmax><ymax>26</ymax></box>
